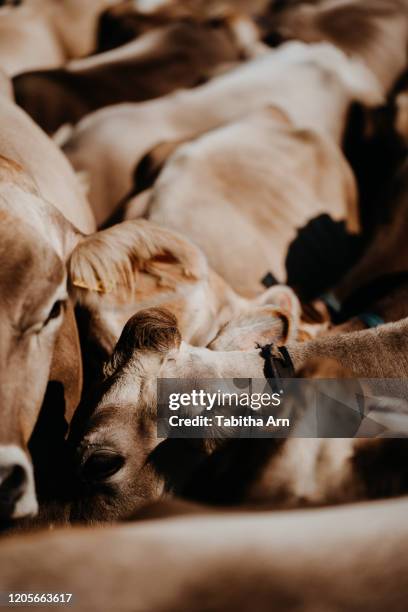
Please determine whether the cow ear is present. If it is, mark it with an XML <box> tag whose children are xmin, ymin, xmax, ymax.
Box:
<box><xmin>208</xmin><ymin>305</ymin><xmax>293</xmax><ymax>352</ymax></box>
<box><xmin>68</xmin><ymin>220</ymin><xmax>207</xmax><ymax>300</ymax></box>
<box><xmin>48</xmin><ymin>300</ymin><xmax>83</xmax><ymax>424</ymax></box>
<box><xmin>255</xmin><ymin>285</ymin><xmax>301</xmax><ymax>333</ymax></box>
<box><xmin>104</xmin><ymin>308</ymin><xmax>181</xmax><ymax>377</ymax></box>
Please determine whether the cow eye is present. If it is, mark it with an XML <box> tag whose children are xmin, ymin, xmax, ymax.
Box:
<box><xmin>23</xmin><ymin>299</ymin><xmax>66</xmax><ymax>335</ymax></box>
<box><xmin>44</xmin><ymin>299</ymin><xmax>65</xmax><ymax>326</ymax></box>
<box><xmin>81</xmin><ymin>450</ymin><xmax>125</xmax><ymax>484</ymax></box>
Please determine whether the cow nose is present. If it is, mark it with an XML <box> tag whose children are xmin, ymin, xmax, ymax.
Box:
<box><xmin>0</xmin><ymin>464</ymin><xmax>26</xmax><ymax>506</ymax></box>
<box><xmin>0</xmin><ymin>446</ymin><xmax>38</xmax><ymax>520</ymax></box>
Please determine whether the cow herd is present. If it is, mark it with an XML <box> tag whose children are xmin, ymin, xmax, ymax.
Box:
<box><xmin>1</xmin><ymin>0</ymin><xmax>408</xmax><ymax>609</ymax></box>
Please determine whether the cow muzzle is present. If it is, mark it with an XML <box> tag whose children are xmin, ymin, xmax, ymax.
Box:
<box><xmin>0</xmin><ymin>446</ymin><xmax>38</xmax><ymax>520</ymax></box>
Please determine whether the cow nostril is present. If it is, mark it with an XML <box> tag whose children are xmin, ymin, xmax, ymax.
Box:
<box><xmin>0</xmin><ymin>464</ymin><xmax>26</xmax><ymax>505</ymax></box>
<box><xmin>81</xmin><ymin>450</ymin><xmax>125</xmax><ymax>484</ymax></box>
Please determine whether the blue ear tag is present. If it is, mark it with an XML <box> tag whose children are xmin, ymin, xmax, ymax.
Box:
<box><xmin>319</xmin><ymin>292</ymin><xmax>341</xmax><ymax>314</ymax></box>
<box><xmin>357</xmin><ymin>312</ymin><xmax>385</xmax><ymax>329</ymax></box>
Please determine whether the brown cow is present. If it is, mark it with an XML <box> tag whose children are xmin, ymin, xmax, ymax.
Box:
<box><xmin>70</xmin><ymin>219</ymin><xmax>305</xmax><ymax>383</ymax></box>
<box><xmin>0</xmin><ymin>67</ymin><xmax>13</xmax><ymax>101</ymax></box>
<box><xmin>96</xmin><ymin>0</ymin><xmax>265</xmax><ymax>52</ymax></box>
<box><xmin>13</xmin><ymin>17</ymin><xmax>252</xmax><ymax>135</ymax></box>
<box><xmin>334</xmin><ymin>161</ymin><xmax>408</xmax><ymax>301</ymax></box>
<box><xmin>261</xmin><ymin>0</ymin><xmax>408</xmax><ymax>94</ymax></box>
<box><xmin>0</xmin><ymin>93</ymin><xmax>93</xmax><ymax>520</ymax></box>
<box><xmin>326</xmin><ymin>274</ymin><xmax>408</xmax><ymax>334</ymax></box>
<box><xmin>144</xmin><ymin>105</ymin><xmax>360</xmax><ymax>297</ymax></box>
<box><xmin>0</xmin><ymin>0</ymin><xmax>120</xmax><ymax>76</ymax></box>
<box><xmin>67</xmin><ymin>308</ymin><xmax>408</xmax><ymax>521</ymax></box>
<box><xmin>63</xmin><ymin>40</ymin><xmax>382</xmax><ymax>226</ymax></box>
<box><xmin>0</xmin><ymin>95</ymin><xmax>234</xmax><ymax>521</ymax></box>
<box><xmin>1</xmin><ymin>498</ymin><xmax>408</xmax><ymax>611</ymax></box>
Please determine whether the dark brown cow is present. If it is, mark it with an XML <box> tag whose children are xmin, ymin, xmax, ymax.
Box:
<box><xmin>335</xmin><ymin>161</ymin><xmax>408</xmax><ymax>300</ymax></box>
<box><xmin>96</xmin><ymin>0</ymin><xmax>266</xmax><ymax>51</ymax></box>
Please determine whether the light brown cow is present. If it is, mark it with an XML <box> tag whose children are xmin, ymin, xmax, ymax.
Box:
<box><xmin>0</xmin><ymin>66</ymin><xmax>13</xmax><ymax>101</ymax></box>
<box><xmin>63</xmin><ymin>40</ymin><xmax>382</xmax><ymax>225</ymax></box>
<box><xmin>261</xmin><ymin>0</ymin><xmax>408</xmax><ymax>94</ymax></box>
<box><xmin>1</xmin><ymin>498</ymin><xmax>408</xmax><ymax>611</ymax></box>
<box><xmin>144</xmin><ymin>105</ymin><xmax>359</xmax><ymax>297</ymax></box>
<box><xmin>14</xmin><ymin>16</ymin><xmax>250</xmax><ymax>135</ymax></box>
<box><xmin>68</xmin><ymin>308</ymin><xmax>408</xmax><ymax>521</ymax></box>
<box><xmin>0</xmin><ymin>97</ymin><xmax>304</xmax><ymax>521</ymax></box>
<box><xmin>0</xmin><ymin>95</ymin><xmax>230</xmax><ymax>521</ymax></box>
<box><xmin>0</xmin><ymin>0</ymin><xmax>120</xmax><ymax>76</ymax></box>
<box><xmin>69</xmin><ymin>218</ymin><xmax>309</xmax><ymax>391</ymax></box>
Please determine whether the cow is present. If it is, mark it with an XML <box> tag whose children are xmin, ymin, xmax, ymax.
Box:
<box><xmin>261</xmin><ymin>0</ymin><xmax>408</xmax><ymax>94</ymax></box>
<box><xmin>1</xmin><ymin>498</ymin><xmax>408</xmax><ymax>611</ymax></box>
<box><xmin>96</xmin><ymin>0</ymin><xmax>265</xmax><ymax>52</ymax></box>
<box><xmin>0</xmin><ymin>98</ymin><xmax>306</xmax><ymax>522</ymax></box>
<box><xmin>13</xmin><ymin>16</ymin><xmax>254</xmax><ymax>135</ymax></box>
<box><xmin>334</xmin><ymin>160</ymin><xmax>408</xmax><ymax>301</ymax></box>
<box><xmin>0</xmin><ymin>95</ymin><xmax>229</xmax><ymax>521</ymax></box>
<box><xmin>62</xmin><ymin>40</ymin><xmax>383</xmax><ymax>226</ymax></box>
<box><xmin>70</xmin><ymin>218</ymin><xmax>308</xmax><ymax>390</ymax></box>
<box><xmin>0</xmin><ymin>0</ymin><xmax>64</xmax><ymax>77</ymax></box>
<box><xmin>144</xmin><ymin>105</ymin><xmax>360</xmax><ymax>298</ymax></box>
<box><xmin>0</xmin><ymin>67</ymin><xmax>12</xmax><ymax>100</ymax></box>
<box><xmin>0</xmin><ymin>0</ymin><xmax>120</xmax><ymax>77</ymax></box>
<box><xmin>326</xmin><ymin>274</ymin><xmax>408</xmax><ymax>334</ymax></box>
<box><xmin>67</xmin><ymin>307</ymin><xmax>408</xmax><ymax>521</ymax></box>
<box><xmin>0</xmin><ymin>94</ymin><xmax>93</xmax><ymax>521</ymax></box>
<box><xmin>394</xmin><ymin>70</ymin><xmax>408</xmax><ymax>142</ymax></box>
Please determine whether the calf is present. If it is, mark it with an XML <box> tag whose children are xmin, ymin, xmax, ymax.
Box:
<box><xmin>70</xmin><ymin>219</ymin><xmax>305</xmax><ymax>389</ymax></box>
<box><xmin>68</xmin><ymin>308</ymin><xmax>408</xmax><ymax>521</ymax></box>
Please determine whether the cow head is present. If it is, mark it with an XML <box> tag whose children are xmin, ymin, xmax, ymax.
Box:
<box><xmin>69</xmin><ymin>220</ymin><xmax>303</xmax><ymax>386</ymax></box>
<box><xmin>68</xmin><ymin>302</ymin><xmax>299</xmax><ymax>521</ymax></box>
<box><xmin>70</xmin><ymin>317</ymin><xmax>408</xmax><ymax>520</ymax></box>
<box><xmin>0</xmin><ymin>161</ymin><xmax>76</xmax><ymax>521</ymax></box>
<box><xmin>0</xmin><ymin>167</ymin><xmax>197</xmax><ymax>520</ymax></box>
